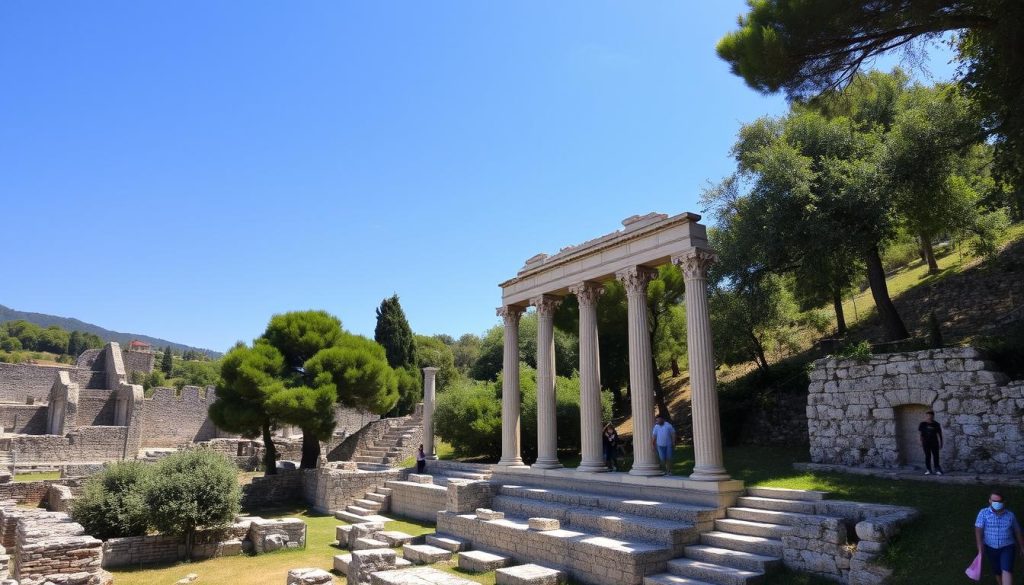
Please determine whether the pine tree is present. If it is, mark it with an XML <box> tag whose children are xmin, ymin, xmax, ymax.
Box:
<box><xmin>161</xmin><ymin>346</ymin><xmax>174</xmax><ymax>376</ymax></box>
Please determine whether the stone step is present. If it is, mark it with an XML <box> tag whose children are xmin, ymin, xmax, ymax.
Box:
<box><xmin>334</xmin><ymin>553</ymin><xmax>351</xmax><ymax>575</ymax></box>
<box><xmin>745</xmin><ymin>487</ymin><xmax>828</xmax><ymax>502</ymax></box>
<box><xmin>491</xmin><ymin>495</ymin><xmax>697</xmax><ymax>548</ymax></box>
<box><xmin>335</xmin><ymin>509</ymin><xmax>391</xmax><ymax>525</ymax></box>
<box><xmin>459</xmin><ymin>550</ymin><xmax>511</xmax><ymax>572</ymax></box>
<box><xmin>425</xmin><ymin>534</ymin><xmax>468</xmax><ymax>552</ymax></box>
<box><xmin>725</xmin><ymin>507</ymin><xmax>805</xmax><ymax>527</ymax></box>
<box><xmin>357</xmin><ymin>463</ymin><xmax>393</xmax><ymax>472</ymax></box>
<box><xmin>375</xmin><ymin>487</ymin><xmax>393</xmax><ymax>496</ymax></box>
<box><xmin>667</xmin><ymin>558</ymin><xmax>763</xmax><ymax>585</ymax></box>
<box><xmin>377</xmin><ymin>530</ymin><xmax>416</xmax><ymax>547</ymax></box>
<box><xmin>403</xmin><ymin>543</ymin><xmax>453</xmax><ymax>564</ymax></box>
<box><xmin>683</xmin><ymin>545</ymin><xmax>781</xmax><ymax>573</ymax></box>
<box><xmin>497</xmin><ymin>484</ymin><xmax>718</xmax><ymax>524</ymax></box>
<box><xmin>347</xmin><ymin>505</ymin><xmax>375</xmax><ymax>517</ymax></box>
<box><xmin>734</xmin><ymin>496</ymin><xmax>816</xmax><ymax>515</ymax></box>
<box><xmin>355</xmin><ymin>455</ymin><xmax>387</xmax><ymax>464</ymax></box>
<box><xmin>353</xmin><ymin>537</ymin><xmax>389</xmax><ymax>551</ymax></box>
<box><xmin>644</xmin><ymin>575</ymin><xmax>717</xmax><ymax>585</ymax></box>
<box><xmin>700</xmin><ymin>532</ymin><xmax>783</xmax><ymax>558</ymax></box>
<box><xmin>714</xmin><ymin>519</ymin><xmax>791</xmax><ymax>539</ymax></box>
<box><xmin>442</xmin><ymin>470</ymin><xmax>491</xmax><ymax>481</ymax></box>
<box><xmin>353</xmin><ymin>499</ymin><xmax>383</xmax><ymax>512</ymax></box>
<box><xmin>365</xmin><ymin>493</ymin><xmax>390</xmax><ymax>505</ymax></box>
<box><xmin>496</xmin><ymin>564</ymin><xmax>565</xmax><ymax>585</ymax></box>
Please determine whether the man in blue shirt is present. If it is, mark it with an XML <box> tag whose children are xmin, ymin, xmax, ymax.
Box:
<box><xmin>650</xmin><ymin>415</ymin><xmax>676</xmax><ymax>476</ymax></box>
<box><xmin>975</xmin><ymin>491</ymin><xmax>1024</xmax><ymax>585</ymax></box>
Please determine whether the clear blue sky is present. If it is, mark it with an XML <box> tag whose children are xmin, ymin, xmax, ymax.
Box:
<box><xmin>0</xmin><ymin>2</ymin><xmax>957</xmax><ymax>353</ymax></box>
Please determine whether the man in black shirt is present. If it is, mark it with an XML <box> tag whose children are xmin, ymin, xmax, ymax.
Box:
<box><xmin>919</xmin><ymin>410</ymin><xmax>944</xmax><ymax>475</ymax></box>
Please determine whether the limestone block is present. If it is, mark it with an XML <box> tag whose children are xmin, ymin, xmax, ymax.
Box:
<box><xmin>425</xmin><ymin>534</ymin><xmax>467</xmax><ymax>552</ymax></box>
<box><xmin>348</xmin><ymin>548</ymin><xmax>396</xmax><ymax>585</ymax></box>
<box><xmin>287</xmin><ymin>567</ymin><xmax>334</xmax><ymax>584</ymax></box>
<box><xmin>348</xmin><ymin>522</ymin><xmax>385</xmax><ymax>549</ymax></box>
<box><xmin>335</xmin><ymin>553</ymin><xmax>352</xmax><ymax>575</ymax></box>
<box><xmin>337</xmin><ymin>525</ymin><xmax>354</xmax><ymax>546</ymax></box>
<box><xmin>376</xmin><ymin>531</ymin><xmax>415</xmax><ymax>547</ymax></box>
<box><xmin>475</xmin><ymin>509</ymin><xmax>504</xmax><ymax>521</ymax></box>
<box><xmin>402</xmin><ymin>543</ymin><xmax>452</xmax><ymax>564</ymax></box>
<box><xmin>369</xmin><ymin>567</ymin><xmax>478</xmax><ymax>585</ymax></box>
<box><xmin>353</xmin><ymin>537</ymin><xmax>389</xmax><ymax>551</ymax></box>
<box><xmin>408</xmin><ymin>474</ymin><xmax>433</xmax><ymax>484</ymax></box>
<box><xmin>459</xmin><ymin>550</ymin><xmax>510</xmax><ymax>572</ymax></box>
<box><xmin>263</xmin><ymin>533</ymin><xmax>289</xmax><ymax>552</ymax></box>
<box><xmin>527</xmin><ymin>518</ymin><xmax>560</xmax><ymax>531</ymax></box>
<box><xmin>496</xmin><ymin>564</ymin><xmax>565</xmax><ymax>585</ymax></box>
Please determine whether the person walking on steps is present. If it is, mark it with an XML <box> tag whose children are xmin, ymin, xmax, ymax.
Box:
<box><xmin>919</xmin><ymin>409</ymin><xmax>944</xmax><ymax>475</ymax></box>
<box><xmin>975</xmin><ymin>490</ymin><xmax>1024</xmax><ymax>585</ymax></box>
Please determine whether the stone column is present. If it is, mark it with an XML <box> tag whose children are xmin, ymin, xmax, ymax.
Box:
<box><xmin>531</xmin><ymin>294</ymin><xmax>562</xmax><ymax>469</ymax></box>
<box><xmin>497</xmin><ymin>305</ymin><xmax>527</xmax><ymax>467</ymax></box>
<box><xmin>674</xmin><ymin>250</ymin><xmax>731</xmax><ymax>481</ymax></box>
<box><xmin>422</xmin><ymin>367</ymin><xmax>439</xmax><ymax>460</ymax></box>
<box><xmin>616</xmin><ymin>266</ymin><xmax>663</xmax><ymax>476</ymax></box>
<box><xmin>569</xmin><ymin>281</ymin><xmax>607</xmax><ymax>472</ymax></box>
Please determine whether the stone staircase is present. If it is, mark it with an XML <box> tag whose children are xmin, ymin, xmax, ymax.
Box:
<box><xmin>336</xmin><ymin>486</ymin><xmax>393</xmax><ymax>524</ymax></box>
<box><xmin>643</xmin><ymin>486</ymin><xmax>827</xmax><ymax>585</ymax></box>
<box><xmin>352</xmin><ymin>418</ymin><xmax>421</xmax><ymax>471</ymax></box>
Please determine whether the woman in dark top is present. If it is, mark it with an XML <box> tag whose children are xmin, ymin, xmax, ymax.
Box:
<box><xmin>602</xmin><ymin>423</ymin><xmax>620</xmax><ymax>471</ymax></box>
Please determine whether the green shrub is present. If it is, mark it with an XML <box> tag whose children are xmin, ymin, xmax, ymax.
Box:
<box><xmin>979</xmin><ymin>321</ymin><xmax>1024</xmax><ymax>380</ymax></box>
<box><xmin>145</xmin><ymin>449</ymin><xmax>241</xmax><ymax>553</ymax></box>
<box><xmin>837</xmin><ymin>340</ymin><xmax>873</xmax><ymax>362</ymax></box>
<box><xmin>71</xmin><ymin>461</ymin><xmax>151</xmax><ymax>540</ymax></box>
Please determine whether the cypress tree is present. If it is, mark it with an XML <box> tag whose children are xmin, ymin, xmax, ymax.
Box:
<box><xmin>161</xmin><ymin>346</ymin><xmax>174</xmax><ymax>376</ymax></box>
<box><xmin>374</xmin><ymin>295</ymin><xmax>417</xmax><ymax>369</ymax></box>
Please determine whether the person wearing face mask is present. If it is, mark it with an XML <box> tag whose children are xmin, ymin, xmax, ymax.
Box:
<box><xmin>975</xmin><ymin>491</ymin><xmax>1024</xmax><ymax>585</ymax></box>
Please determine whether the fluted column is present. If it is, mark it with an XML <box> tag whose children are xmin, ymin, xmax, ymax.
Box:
<box><xmin>570</xmin><ymin>281</ymin><xmax>607</xmax><ymax>472</ymax></box>
<box><xmin>422</xmin><ymin>367</ymin><xmax>439</xmax><ymax>460</ymax></box>
<box><xmin>531</xmin><ymin>294</ymin><xmax>562</xmax><ymax>469</ymax></box>
<box><xmin>497</xmin><ymin>305</ymin><xmax>527</xmax><ymax>467</ymax></box>
<box><xmin>616</xmin><ymin>266</ymin><xmax>662</xmax><ymax>476</ymax></box>
<box><xmin>674</xmin><ymin>250</ymin><xmax>731</xmax><ymax>481</ymax></box>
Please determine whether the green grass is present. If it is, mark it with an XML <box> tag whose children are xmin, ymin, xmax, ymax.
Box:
<box><xmin>398</xmin><ymin>440</ymin><xmax>456</xmax><ymax>468</ymax></box>
<box><xmin>14</xmin><ymin>471</ymin><xmax>60</xmax><ymax>482</ymax></box>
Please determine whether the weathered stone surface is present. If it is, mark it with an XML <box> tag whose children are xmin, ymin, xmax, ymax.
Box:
<box><xmin>527</xmin><ymin>518</ymin><xmax>559</xmax><ymax>531</ymax></box>
<box><xmin>287</xmin><ymin>567</ymin><xmax>334</xmax><ymax>584</ymax></box>
<box><xmin>369</xmin><ymin>567</ymin><xmax>477</xmax><ymax>585</ymax></box>
<box><xmin>475</xmin><ymin>509</ymin><xmax>504</xmax><ymax>521</ymax></box>
<box><xmin>408</xmin><ymin>474</ymin><xmax>433</xmax><ymax>484</ymax></box>
<box><xmin>495</xmin><ymin>564</ymin><xmax>565</xmax><ymax>585</ymax></box>
<box><xmin>402</xmin><ymin>544</ymin><xmax>452</xmax><ymax>564</ymax></box>
<box><xmin>376</xmin><ymin>531</ymin><xmax>415</xmax><ymax>547</ymax></box>
<box><xmin>458</xmin><ymin>550</ymin><xmax>510</xmax><ymax>572</ymax></box>
<box><xmin>348</xmin><ymin>548</ymin><xmax>396</xmax><ymax>585</ymax></box>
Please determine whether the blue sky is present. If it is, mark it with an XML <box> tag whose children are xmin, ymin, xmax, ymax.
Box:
<box><xmin>0</xmin><ymin>2</ymin><xmax>957</xmax><ymax>353</ymax></box>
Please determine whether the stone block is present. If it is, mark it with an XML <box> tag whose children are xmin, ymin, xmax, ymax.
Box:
<box><xmin>334</xmin><ymin>553</ymin><xmax>352</xmax><ymax>575</ymax></box>
<box><xmin>402</xmin><ymin>543</ymin><xmax>453</xmax><ymax>564</ymax></box>
<box><xmin>337</xmin><ymin>525</ymin><xmax>354</xmax><ymax>546</ymax></box>
<box><xmin>369</xmin><ymin>567</ymin><xmax>478</xmax><ymax>585</ymax></box>
<box><xmin>287</xmin><ymin>567</ymin><xmax>334</xmax><ymax>584</ymax></box>
<box><xmin>353</xmin><ymin>537</ymin><xmax>390</xmax><ymax>551</ymax></box>
<box><xmin>408</xmin><ymin>474</ymin><xmax>433</xmax><ymax>484</ymax></box>
<box><xmin>425</xmin><ymin>534</ymin><xmax>467</xmax><ymax>552</ymax></box>
<box><xmin>459</xmin><ymin>550</ymin><xmax>511</xmax><ymax>572</ymax></box>
<box><xmin>496</xmin><ymin>564</ymin><xmax>565</xmax><ymax>585</ymax></box>
<box><xmin>527</xmin><ymin>518</ymin><xmax>560</xmax><ymax>531</ymax></box>
<box><xmin>349</xmin><ymin>548</ymin><xmax>397</xmax><ymax>584</ymax></box>
<box><xmin>376</xmin><ymin>530</ymin><xmax>415</xmax><ymax>547</ymax></box>
<box><xmin>475</xmin><ymin>508</ymin><xmax>504</xmax><ymax>521</ymax></box>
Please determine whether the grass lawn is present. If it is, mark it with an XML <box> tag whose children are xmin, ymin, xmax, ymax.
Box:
<box><xmin>14</xmin><ymin>471</ymin><xmax>60</xmax><ymax>482</ymax></box>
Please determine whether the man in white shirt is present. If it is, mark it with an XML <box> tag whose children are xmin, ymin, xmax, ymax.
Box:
<box><xmin>650</xmin><ymin>415</ymin><xmax>676</xmax><ymax>475</ymax></box>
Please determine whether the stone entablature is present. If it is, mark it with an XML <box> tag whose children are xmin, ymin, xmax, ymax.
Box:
<box><xmin>807</xmin><ymin>347</ymin><xmax>1024</xmax><ymax>473</ymax></box>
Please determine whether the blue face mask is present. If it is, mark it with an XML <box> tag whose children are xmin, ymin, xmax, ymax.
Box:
<box><xmin>992</xmin><ymin>501</ymin><xmax>1005</xmax><ymax>511</ymax></box>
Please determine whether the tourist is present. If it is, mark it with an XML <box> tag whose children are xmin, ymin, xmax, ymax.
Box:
<box><xmin>974</xmin><ymin>491</ymin><xmax>1024</xmax><ymax>585</ymax></box>
<box><xmin>602</xmin><ymin>423</ymin><xmax>620</xmax><ymax>471</ymax></box>
<box><xmin>416</xmin><ymin>444</ymin><xmax>426</xmax><ymax>474</ymax></box>
<box><xmin>651</xmin><ymin>415</ymin><xmax>676</xmax><ymax>475</ymax></box>
<box><xmin>919</xmin><ymin>410</ymin><xmax>944</xmax><ymax>475</ymax></box>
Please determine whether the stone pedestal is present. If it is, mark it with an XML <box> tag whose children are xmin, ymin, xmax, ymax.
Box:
<box><xmin>675</xmin><ymin>250</ymin><xmax>730</xmax><ymax>481</ymax></box>
<box><xmin>422</xmin><ymin>367</ymin><xmax>438</xmax><ymax>460</ymax></box>
<box><xmin>617</xmin><ymin>266</ymin><xmax>662</xmax><ymax>476</ymax></box>
<box><xmin>497</xmin><ymin>306</ymin><xmax>527</xmax><ymax>467</ymax></box>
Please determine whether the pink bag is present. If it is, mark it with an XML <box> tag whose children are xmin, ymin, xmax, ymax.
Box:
<box><xmin>966</xmin><ymin>552</ymin><xmax>982</xmax><ymax>581</ymax></box>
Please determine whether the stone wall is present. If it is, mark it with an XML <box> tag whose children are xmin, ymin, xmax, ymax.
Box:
<box><xmin>808</xmin><ymin>347</ymin><xmax>1024</xmax><ymax>473</ymax></box>
<box><xmin>47</xmin><ymin>484</ymin><xmax>74</xmax><ymax>513</ymax></box>
<box><xmin>121</xmin><ymin>351</ymin><xmax>154</xmax><ymax>377</ymax></box>
<box><xmin>11</xmin><ymin>426</ymin><xmax>128</xmax><ymax>464</ymax></box>
<box><xmin>0</xmin><ymin>363</ymin><xmax>63</xmax><ymax>403</ymax></box>
<box><xmin>325</xmin><ymin>414</ymin><xmax>416</xmax><ymax>462</ymax></box>
<box><xmin>140</xmin><ymin>386</ymin><xmax>222</xmax><ymax>448</ymax></box>
<box><xmin>0</xmin><ymin>479</ymin><xmax>84</xmax><ymax>508</ymax></box>
<box><xmin>739</xmin><ymin>389</ymin><xmax>810</xmax><ymax>447</ymax></box>
<box><xmin>241</xmin><ymin>470</ymin><xmax>305</xmax><ymax>511</ymax></box>
<box><xmin>76</xmin><ymin>389</ymin><xmax>116</xmax><ymax>426</ymax></box>
<box><xmin>0</xmin><ymin>403</ymin><xmax>48</xmax><ymax>434</ymax></box>
<box><xmin>10</xmin><ymin>506</ymin><xmax>109</xmax><ymax>585</ymax></box>
<box><xmin>302</xmin><ymin>467</ymin><xmax>404</xmax><ymax>513</ymax></box>
<box><xmin>385</xmin><ymin>478</ymin><xmax>448</xmax><ymax>522</ymax></box>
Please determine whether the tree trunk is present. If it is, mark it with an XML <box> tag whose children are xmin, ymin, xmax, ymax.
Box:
<box><xmin>919</xmin><ymin>233</ymin><xmax>939</xmax><ymax>274</ymax></box>
<box><xmin>262</xmin><ymin>422</ymin><xmax>277</xmax><ymax>476</ymax></box>
<box><xmin>670</xmin><ymin>358</ymin><xmax>680</xmax><ymax>378</ymax></box>
<box><xmin>832</xmin><ymin>289</ymin><xmax>848</xmax><ymax>336</ymax></box>
<box><xmin>749</xmin><ymin>331</ymin><xmax>770</xmax><ymax>372</ymax></box>
<box><xmin>865</xmin><ymin>244</ymin><xmax>910</xmax><ymax>341</ymax></box>
<box><xmin>650</xmin><ymin>351</ymin><xmax>671</xmax><ymax>423</ymax></box>
<box><xmin>185</xmin><ymin>529</ymin><xmax>194</xmax><ymax>561</ymax></box>
<box><xmin>299</xmin><ymin>430</ymin><xmax>320</xmax><ymax>469</ymax></box>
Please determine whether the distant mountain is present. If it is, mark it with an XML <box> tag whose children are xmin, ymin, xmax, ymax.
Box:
<box><xmin>0</xmin><ymin>304</ymin><xmax>222</xmax><ymax>358</ymax></box>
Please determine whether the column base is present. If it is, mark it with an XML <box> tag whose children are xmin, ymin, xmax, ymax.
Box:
<box><xmin>497</xmin><ymin>457</ymin><xmax>527</xmax><ymax>467</ymax></box>
<box><xmin>532</xmin><ymin>458</ymin><xmax>563</xmax><ymax>470</ymax></box>
<box><xmin>576</xmin><ymin>461</ymin><xmax>609</xmax><ymax>473</ymax></box>
<box><xmin>689</xmin><ymin>465</ymin><xmax>731</xmax><ymax>481</ymax></box>
<box><xmin>628</xmin><ymin>463</ymin><xmax>664</xmax><ymax>477</ymax></box>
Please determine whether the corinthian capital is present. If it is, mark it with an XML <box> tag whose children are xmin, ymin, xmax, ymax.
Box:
<box><xmin>615</xmin><ymin>266</ymin><xmax>658</xmax><ymax>297</ymax></box>
<box><xmin>673</xmin><ymin>249</ymin><xmax>717</xmax><ymax>280</ymax></box>
<box><xmin>496</xmin><ymin>305</ymin><xmax>525</xmax><ymax>326</ymax></box>
<box><xmin>530</xmin><ymin>294</ymin><xmax>562</xmax><ymax>317</ymax></box>
<box><xmin>568</xmin><ymin>281</ymin><xmax>604</xmax><ymax>309</ymax></box>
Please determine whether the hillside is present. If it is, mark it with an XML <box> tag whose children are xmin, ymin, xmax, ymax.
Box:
<box><xmin>0</xmin><ymin>304</ymin><xmax>221</xmax><ymax>358</ymax></box>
